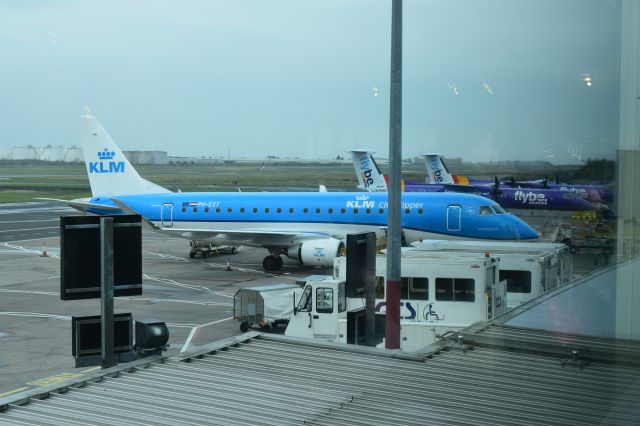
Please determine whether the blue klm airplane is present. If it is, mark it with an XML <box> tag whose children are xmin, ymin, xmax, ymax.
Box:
<box><xmin>53</xmin><ymin>114</ymin><xmax>538</xmax><ymax>271</ymax></box>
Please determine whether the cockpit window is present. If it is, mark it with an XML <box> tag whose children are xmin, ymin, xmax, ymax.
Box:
<box><xmin>479</xmin><ymin>206</ymin><xmax>494</xmax><ymax>215</ymax></box>
<box><xmin>491</xmin><ymin>204</ymin><xmax>507</xmax><ymax>214</ymax></box>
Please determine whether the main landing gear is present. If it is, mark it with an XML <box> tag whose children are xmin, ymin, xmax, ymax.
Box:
<box><xmin>262</xmin><ymin>254</ymin><xmax>283</xmax><ymax>271</ymax></box>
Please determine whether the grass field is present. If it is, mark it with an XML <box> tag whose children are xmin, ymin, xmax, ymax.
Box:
<box><xmin>0</xmin><ymin>160</ymin><xmax>575</xmax><ymax>203</ymax></box>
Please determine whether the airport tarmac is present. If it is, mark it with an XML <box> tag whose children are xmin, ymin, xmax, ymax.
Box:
<box><xmin>0</xmin><ymin>201</ymin><xmax>606</xmax><ymax>396</ymax></box>
<box><xmin>0</xmin><ymin>202</ymin><xmax>323</xmax><ymax>395</ymax></box>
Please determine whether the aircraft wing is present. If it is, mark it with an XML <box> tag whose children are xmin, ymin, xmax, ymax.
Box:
<box><xmin>35</xmin><ymin>197</ymin><xmax>121</xmax><ymax>213</ymax></box>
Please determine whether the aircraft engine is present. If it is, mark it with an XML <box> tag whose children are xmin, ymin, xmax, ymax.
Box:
<box><xmin>286</xmin><ymin>238</ymin><xmax>345</xmax><ymax>267</ymax></box>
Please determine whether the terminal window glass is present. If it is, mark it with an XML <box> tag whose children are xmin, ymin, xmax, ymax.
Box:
<box><xmin>338</xmin><ymin>282</ymin><xmax>346</xmax><ymax>313</ymax></box>
<box><xmin>376</xmin><ymin>276</ymin><xmax>385</xmax><ymax>298</ymax></box>
<box><xmin>316</xmin><ymin>287</ymin><xmax>333</xmax><ymax>314</ymax></box>
<box><xmin>500</xmin><ymin>270</ymin><xmax>532</xmax><ymax>293</ymax></box>
<box><xmin>409</xmin><ymin>277</ymin><xmax>428</xmax><ymax>299</ymax></box>
<box><xmin>296</xmin><ymin>285</ymin><xmax>312</xmax><ymax>313</ymax></box>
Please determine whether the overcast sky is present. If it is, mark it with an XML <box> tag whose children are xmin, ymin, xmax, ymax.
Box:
<box><xmin>0</xmin><ymin>0</ymin><xmax>621</xmax><ymax>162</ymax></box>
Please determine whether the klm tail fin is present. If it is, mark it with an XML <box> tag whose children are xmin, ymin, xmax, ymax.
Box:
<box><xmin>348</xmin><ymin>150</ymin><xmax>387</xmax><ymax>192</ymax></box>
<box><xmin>422</xmin><ymin>154</ymin><xmax>455</xmax><ymax>184</ymax></box>
<box><xmin>79</xmin><ymin>113</ymin><xmax>171</xmax><ymax>197</ymax></box>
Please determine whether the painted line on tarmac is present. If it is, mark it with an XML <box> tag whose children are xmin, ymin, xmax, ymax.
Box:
<box><xmin>180</xmin><ymin>316</ymin><xmax>234</xmax><ymax>353</ymax></box>
<box><xmin>144</xmin><ymin>251</ymin><xmax>191</xmax><ymax>262</ymax></box>
<box><xmin>205</xmin><ymin>261</ymin><xmax>278</xmax><ymax>276</ymax></box>
<box><xmin>0</xmin><ymin>219</ymin><xmax>59</xmax><ymax>224</ymax></box>
<box><xmin>0</xmin><ymin>289</ymin><xmax>58</xmax><ymax>296</ymax></box>
<box><xmin>2</xmin><ymin>236</ymin><xmax>60</xmax><ymax>244</ymax></box>
<box><xmin>0</xmin><ymin>226</ymin><xmax>58</xmax><ymax>233</ymax></box>
<box><xmin>118</xmin><ymin>296</ymin><xmax>231</xmax><ymax>306</ymax></box>
<box><xmin>0</xmin><ymin>242</ymin><xmax>59</xmax><ymax>258</ymax></box>
<box><xmin>142</xmin><ymin>274</ymin><xmax>212</xmax><ymax>292</ymax></box>
<box><xmin>0</xmin><ymin>387</ymin><xmax>28</xmax><ymax>397</ymax></box>
<box><xmin>0</xmin><ymin>312</ymin><xmax>70</xmax><ymax>320</ymax></box>
<box><xmin>166</xmin><ymin>323</ymin><xmax>199</xmax><ymax>329</ymax></box>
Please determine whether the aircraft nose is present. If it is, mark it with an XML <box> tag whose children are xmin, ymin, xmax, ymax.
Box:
<box><xmin>513</xmin><ymin>218</ymin><xmax>539</xmax><ymax>240</ymax></box>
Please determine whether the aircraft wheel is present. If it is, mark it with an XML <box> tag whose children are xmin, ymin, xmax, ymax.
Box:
<box><xmin>231</xmin><ymin>247</ymin><xmax>237</xmax><ymax>255</ymax></box>
<box><xmin>189</xmin><ymin>250</ymin><xmax>196</xmax><ymax>258</ymax></box>
<box><xmin>263</xmin><ymin>255</ymin><xmax>282</xmax><ymax>271</ymax></box>
<box><xmin>240</xmin><ymin>322</ymin><xmax>249</xmax><ymax>332</ymax></box>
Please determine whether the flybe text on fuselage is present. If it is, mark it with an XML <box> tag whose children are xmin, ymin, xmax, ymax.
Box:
<box><xmin>514</xmin><ymin>190</ymin><xmax>548</xmax><ymax>206</ymax></box>
<box><xmin>89</xmin><ymin>148</ymin><xmax>126</xmax><ymax>174</ymax></box>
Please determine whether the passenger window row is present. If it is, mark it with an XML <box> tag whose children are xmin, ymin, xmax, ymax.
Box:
<box><xmin>180</xmin><ymin>206</ymin><xmax>424</xmax><ymax>215</ymax></box>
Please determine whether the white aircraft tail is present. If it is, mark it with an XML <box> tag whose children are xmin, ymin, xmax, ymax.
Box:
<box><xmin>79</xmin><ymin>113</ymin><xmax>171</xmax><ymax>197</ymax></box>
<box><xmin>349</xmin><ymin>150</ymin><xmax>387</xmax><ymax>192</ymax></box>
<box><xmin>422</xmin><ymin>154</ymin><xmax>455</xmax><ymax>184</ymax></box>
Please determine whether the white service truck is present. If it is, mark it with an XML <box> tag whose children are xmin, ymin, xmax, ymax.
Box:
<box><xmin>410</xmin><ymin>240</ymin><xmax>572</xmax><ymax>308</ymax></box>
<box><xmin>285</xmin><ymin>251</ymin><xmax>506</xmax><ymax>352</ymax></box>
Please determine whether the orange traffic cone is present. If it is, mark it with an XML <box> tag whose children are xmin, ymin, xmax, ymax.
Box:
<box><xmin>40</xmin><ymin>241</ymin><xmax>48</xmax><ymax>257</ymax></box>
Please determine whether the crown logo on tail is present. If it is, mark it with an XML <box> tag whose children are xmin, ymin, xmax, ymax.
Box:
<box><xmin>98</xmin><ymin>148</ymin><xmax>116</xmax><ymax>160</ymax></box>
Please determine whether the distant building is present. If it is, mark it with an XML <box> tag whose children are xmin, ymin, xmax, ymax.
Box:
<box><xmin>122</xmin><ymin>151</ymin><xmax>168</xmax><ymax>165</ymax></box>
<box><xmin>2</xmin><ymin>146</ymin><xmax>167</xmax><ymax>164</ymax></box>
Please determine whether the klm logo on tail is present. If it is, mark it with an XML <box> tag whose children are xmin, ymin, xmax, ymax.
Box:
<box><xmin>89</xmin><ymin>148</ymin><xmax>126</xmax><ymax>174</ymax></box>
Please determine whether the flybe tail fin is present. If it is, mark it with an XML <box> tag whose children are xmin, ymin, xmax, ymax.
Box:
<box><xmin>422</xmin><ymin>154</ymin><xmax>455</xmax><ymax>184</ymax></box>
<box><xmin>79</xmin><ymin>113</ymin><xmax>171</xmax><ymax>197</ymax></box>
<box><xmin>348</xmin><ymin>150</ymin><xmax>387</xmax><ymax>192</ymax></box>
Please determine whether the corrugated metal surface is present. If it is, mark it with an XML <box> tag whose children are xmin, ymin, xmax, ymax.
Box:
<box><xmin>2</xmin><ymin>332</ymin><xmax>639</xmax><ymax>425</ymax></box>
